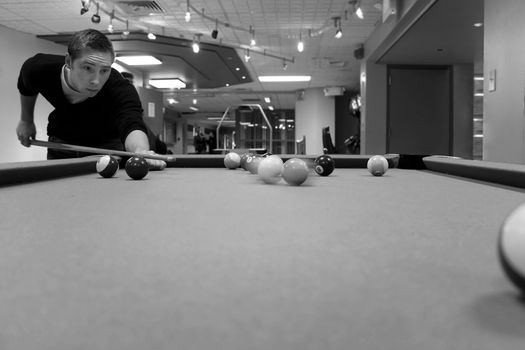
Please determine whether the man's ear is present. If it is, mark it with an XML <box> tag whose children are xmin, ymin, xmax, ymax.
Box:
<box><xmin>65</xmin><ymin>54</ymin><xmax>72</xmax><ymax>69</ymax></box>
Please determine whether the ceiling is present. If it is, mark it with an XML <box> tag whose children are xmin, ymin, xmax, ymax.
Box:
<box><xmin>378</xmin><ymin>0</ymin><xmax>483</xmax><ymax>70</ymax></box>
<box><xmin>0</xmin><ymin>0</ymin><xmax>483</xmax><ymax>124</ymax></box>
<box><xmin>0</xmin><ymin>0</ymin><xmax>383</xmax><ymax>121</ymax></box>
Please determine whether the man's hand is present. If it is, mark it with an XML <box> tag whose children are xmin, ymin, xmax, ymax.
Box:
<box><xmin>16</xmin><ymin>120</ymin><xmax>36</xmax><ymax>147</ymax></box>
<box><xmin>138</xmin><ymin>150</ymin><xmax>167</xmax><ymax>170</ymax></box>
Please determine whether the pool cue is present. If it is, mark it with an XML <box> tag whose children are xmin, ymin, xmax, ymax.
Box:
<box><xmin>30</xmin><ymin>139</ymin><xmax>176</xmax><ymax>162</ymax></box>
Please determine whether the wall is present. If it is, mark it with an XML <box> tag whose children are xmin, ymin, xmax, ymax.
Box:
<box><xmin>452</xmin><ymin>64</ymin><xmax>474</xmax><ymax>158</ymax></box>
<box><xmin>0</xmin><ymin>25</ymin><xmax>65</xmax><ymax>162</ymax></box>
<box><xmin>136</xmin><ymin>86</ymin><xmax>164</xmax><ymax>135</ymax></box>
<box><xmin>483</xmin><ymin>0</ymin><xmax>525</xmax><ymax>164</ymax></box>
<box><xmin>360</xmin><ymin>63</ymin><xmax>388</xmax><ymax>154</ymax></box>
<box><xmin>295</xmin><ymin>88</ymin><xmax>335</xmax><ymax>155</ymax></box>
<box><xmin>360</xmin><ymin>0</ymin><xmax>436</xmax><ymax>155</ymax></box>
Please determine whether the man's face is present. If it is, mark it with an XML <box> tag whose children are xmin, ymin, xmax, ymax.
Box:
<box><xmin>66</xmin><ymin>49</ymin><xmax>113</xmax><ymax>97</ymax></box>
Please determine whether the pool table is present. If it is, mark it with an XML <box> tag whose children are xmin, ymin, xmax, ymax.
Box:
<box><xmin>0</xmin><ymin>154</ymin><xmax>524</xmax><ymax>350</ymax></box>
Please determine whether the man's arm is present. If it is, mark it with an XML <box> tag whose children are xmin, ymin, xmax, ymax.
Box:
<box><xmin>124</xmin><ymin>129</ymin><xmax>166</xmax><ymax>170</ymax></box>
<box><xmin>17</xmin><ymin>94</ymin><xmax>38</xmax><ymax>147</ymax></box>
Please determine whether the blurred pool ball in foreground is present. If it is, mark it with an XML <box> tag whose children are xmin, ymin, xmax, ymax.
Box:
<box><xmin>498</xmin><ymin>202</ymin><xmax>525</xmax><ymax>295</ymax></box>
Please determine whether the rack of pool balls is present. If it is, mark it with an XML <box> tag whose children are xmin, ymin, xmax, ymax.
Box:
<box><xmin>224</xmin><ymin>152</ymin><xmax>337</xmax><ymax>186</ymax></box>
<box><xmin>224</xmin><ymin>152</ymin><xmax>392</xmax><ymax>185</ymax></box>
<box><xmin>96</xmin><ymin>155</ymin><xmax>149</xmax><ymax>180</ymax></box>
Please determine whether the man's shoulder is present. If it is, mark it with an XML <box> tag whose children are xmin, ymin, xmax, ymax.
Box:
<box><xmin>23</xmin><ymin>53</ymin><xmax>64</xmax><ymax>73</ymax></box>
<box><xmin>27</xmin><ymin>53</ymin><xmax>65</xmax><ymax>65</ymax></box>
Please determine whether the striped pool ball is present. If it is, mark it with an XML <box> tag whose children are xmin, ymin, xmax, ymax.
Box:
<box><xmin>96</xmin><ymin>155</ymin><xmax>119</xmax><ymax>178</ymax></box>
<box><xmin>367</xmin><ymin>155</ymin><xmax>389</xmax><ymax>176</ymax></box>
<box><xmin>224</xmin><ymin>152</ymin><xmax>241</xmax><ymax>169</ymax></box>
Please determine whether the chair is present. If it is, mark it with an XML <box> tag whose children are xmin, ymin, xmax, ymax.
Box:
<box><xmin>322</xmin><ymin>127</ymin><xmax>336</xmax><ymax>154</ymax></box>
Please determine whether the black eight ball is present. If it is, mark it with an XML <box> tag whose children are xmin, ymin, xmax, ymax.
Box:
<box><xmin>314</xmin><ymin>155</ymin><xmax>335</xmax><ymax>176</ymax></box>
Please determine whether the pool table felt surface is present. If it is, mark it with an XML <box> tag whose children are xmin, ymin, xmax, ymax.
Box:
<box><xmin>1</xmin><ymin>167</ymin><xmax>525</xmax><ymax>349</ymax></box>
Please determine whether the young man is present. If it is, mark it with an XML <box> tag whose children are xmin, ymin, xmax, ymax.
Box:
<box><xmin>16</xmin><ymin>28</ymin><xmax>166</xmax><ymax>169</ymax></box>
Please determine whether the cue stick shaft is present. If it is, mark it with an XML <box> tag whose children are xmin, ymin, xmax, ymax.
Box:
<box><xmin>30</xmin><ymin>139</ymin><xmax>175</xmax><ymax>162</ymax></box>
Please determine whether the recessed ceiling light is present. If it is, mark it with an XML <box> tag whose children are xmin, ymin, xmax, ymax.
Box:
<box><xmin>473</xmin><ymin>22</ymin><xmax>483</xmax><ymax>27</ymax></box>
<box><xmin>116</xmin><ymin>55</ymin><xmax>162</xmax><ymax>66</ymax></box>
<box><xmin>264</xmin><ymin>97</ymin><xmax>271</xmax><ymax>103</ymax></box>
<box><xmin>258</xmin><ymin>76</ymin><xmax>311</xmax><ymax>82</ymax></box>
<box><xmin>148</xmin><ymin>78</ymin><xmax>186</xmax><ymax>89</ymax></box>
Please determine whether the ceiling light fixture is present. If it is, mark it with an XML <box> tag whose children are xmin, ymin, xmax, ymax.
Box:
<box><xmin>107</xmin><ymin>10</ymin><xmax>115</xmax><ymax>33</ymax></box>
<box><xmin>122</xmin><ymin>20</ymin><xmax>130</xmax><ymax>37</ymax></box>
<box><xmin>244</xmin><ymin>49</ymin><xmax>251</xmax><ymax>62</ymax></box>
<box><xmin>264</xmin><ymin>97</ymin><xmax>271</xmax><ymax>103</ymax></box>
<box><xmin>189</xmin><ymin>106</ymin><xmax>199</xmax><ymax>111</ymax></box>
<box><xmin>249</xmin><ymin>25</ymin><xmax>256</xmax><ymax>46</ymax></box>
<box><xmin>116</xmin><ymin>55</ymin><xmax>162</xmax><ymax>66</ymax></box>
<box><xmin>147</xmin><ymin>32</ymin><xmax>156</xmax><ymax>40</ymax></box>
<box><xmin>192</xmin><ymin>34</ymin><xmax>201</xmax><ymax>53</ymax></box>
<box><xmin>297</xmin><ymin>33</ymin><xmax>304</xmax><ymax>53</ymax></box>
<box><xmin>149</xmin><ymin>79</ymin><xmax>186</xmax><ymax>89</ymax></box>
<box><xmin>167</xmin><ymin>98</ymin><xmax>179</xmax><ymax>104</ymax></box>
<box><xmin>211</xmin><ymin>19</ymin><xmax>219</xmax><ymax>39</ymax></box>
<box><xmin>258</xmin><ymin>76</ymin><xmax>311</xmax><ymax>82</ymax></box>
<box><xmin>91</xmin><ymin>2</ymin><xmax>100</xmax><ymax>23</ymax></box>
<box><xmin>185</xmin><ymin>0</ymin><xmax>191</xmax><ymax>22</ymax></box>
<box><xmin>354</xmin><ymin>1</ymin><xmax>364</xmax><ymax>19</ymax></box>
<box><xmin>80</xmin><ymin>0</ymin><xmax>91</xmax><ymax>15</ymax></box>
<box><xmin>334</xmin><ymin>17</ymin><xmax>342</xmax><ymax>38</ymax></box>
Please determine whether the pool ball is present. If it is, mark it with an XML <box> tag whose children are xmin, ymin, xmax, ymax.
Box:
<box><xmin>498</xmin><ymin>202</ymin><xmax>525</xmax><ymax>294</ymax></box>
<box><xmin>258</xmin><ymin>155</ymin><xmax>283</xmax><ymax>184</ymax></box>
<box><xmin>240</xmin><ymin>153</ymin><xmax>252</xmax><ymax>171</ymax></box>
<box><xmin>282</xmin><ymin>158</ymin><xmax>309</xmax><ymax>186</ymax></box>
<box><xmin>224</xmin><ymin>152</ymin><xmax>241</xmax><ymax>169</ymax></box>
<box><xmin>96</xmin><ymin>155</ymin><xmax>119</xmax><ymax>178</ymax></box>
<box><xmin>125</xmin><ymin>156</ymin><xmax>149</xmax><ymax>180</ymax></box>
<box><xmin>367</xmin><ymin>155</ymin><xmax>389</xmax><ymax>176</ymax></box>
<box><xmin>246</xmin><ymin>155</ymin><xmax>263</xmax><ymax>174</ymax></box>
<box><xmin>314</xmin><ymin>155</ymin><xmax>335</xmax><ymax>176</ymax></box>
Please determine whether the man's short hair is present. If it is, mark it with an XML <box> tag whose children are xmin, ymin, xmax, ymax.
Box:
<box><xmin>68</xmin><ymin>29</ymin><xmax>115</xmax><ymax>62</ymax></box>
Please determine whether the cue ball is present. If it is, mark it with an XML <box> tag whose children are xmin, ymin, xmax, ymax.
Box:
<box><xmin>282</xmin><ymin>158</ymin><xmax>309</xmax><ymax>186</ymax></box>
<box><xmin>224</xmin><ymin>152</ymin><xmax>241</xmax><ymax>169</ymax></box>
<box><xmin>498</xmin><ymin>202</ymin><xmax>525</xmax><ymax>294</ymax></box>
<box><xmin>314</xmin><ymin>155</ymin><xmax>335</xmax><ymax>176</ymax></box>
<box><xmin>258</xmin><ymin>155</ymin><xmax>283</xmax><ymax>184</ymax></box>
<box><xmin>367</xmin><ymin>155</ymin><xmax>389</xmax><ymax>176</ymax></box>
<box><xmin>125</xmin><ymin>156</ymin><xmax>149</xmax><ymax>180</ymax></box>
<box><xmin>96</xmin><ymin>155</ymin><xmax>119</xmax><ymax>178</ymax></box>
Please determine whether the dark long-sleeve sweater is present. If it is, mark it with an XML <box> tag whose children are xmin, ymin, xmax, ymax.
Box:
<box><xmin>17</xmin><ymin>53</ymin><xmax>147</xmax><ymax>147</ymax></box>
